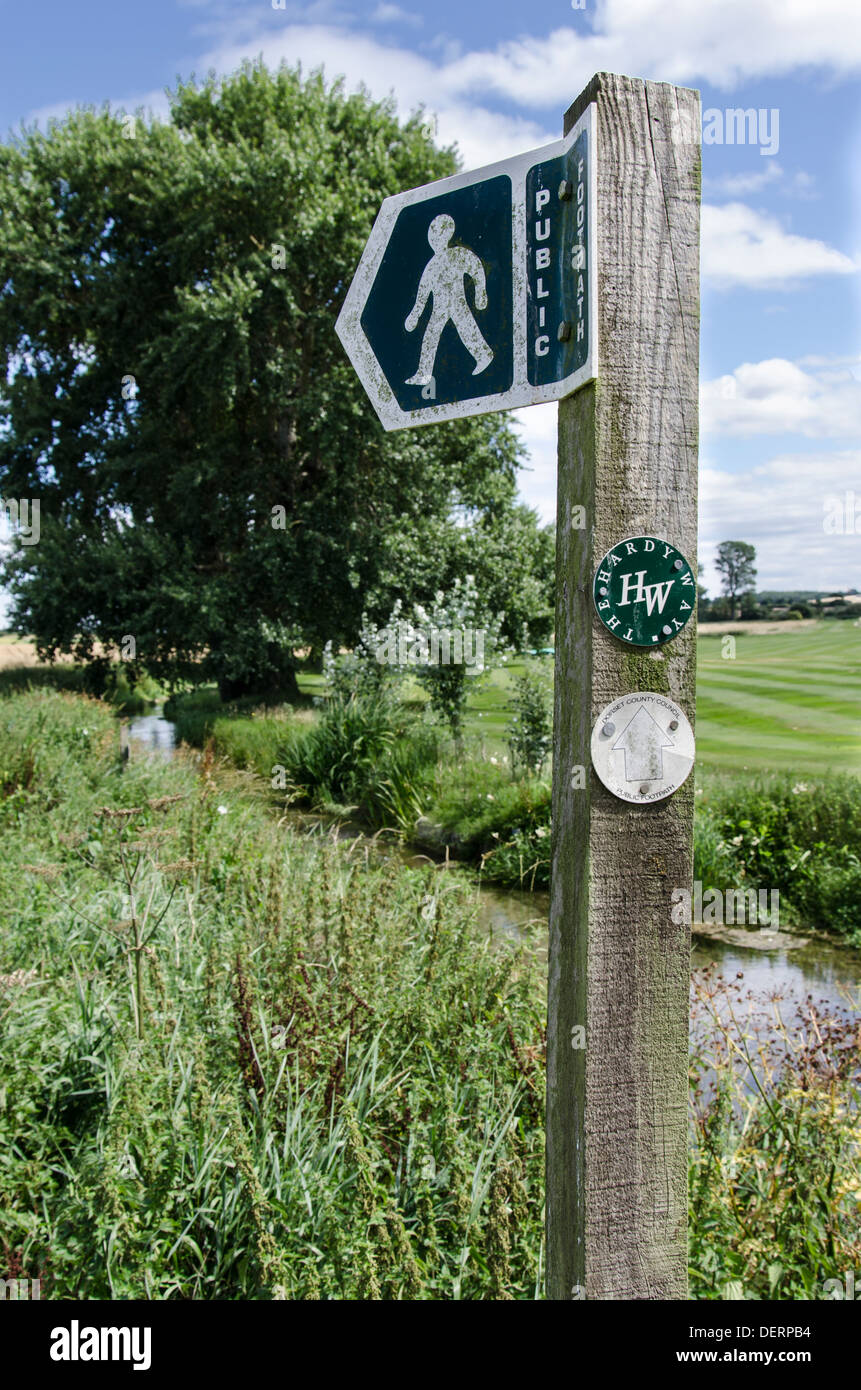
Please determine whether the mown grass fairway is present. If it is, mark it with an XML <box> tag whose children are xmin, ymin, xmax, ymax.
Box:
<box><xmin>695</xmin><ymin>622</ymin><xmax>861</xmax><ymax>777</ymax></box>
<box><xmin>302</xmin><ymin>626</ymin><xmax>861</xmax><ymax>777</ymax></box>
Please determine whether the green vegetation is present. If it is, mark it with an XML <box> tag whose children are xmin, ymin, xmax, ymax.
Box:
<box><xmin>0</xmin><ymin>62</ymin><xmax>552</xmax><ymax>699</ymax></box>
<box><xmin>507</xmin><ymin>664</ymin><xmax>552</xmax><ymax>778</ymax></box>
<box><xmin>280</xmin><ymin>690</ymin><xmax>440</xmax><ymax>830</ymax></box>
<box><xmin>694</xmin><ymin>772</ymin><xmax>861</xmax><ymax>943</ymax></box>
<box><xmin>0</xmin><ymin>689</ymin><xmax>544</xmax><ymax>1299</ymax></box>
<box><xmin>422</xmin><ymin>759</ymin><xmax>551</xmax><ymax>891</ymax></box>
<box><xmin>159</xmin><ymin>623</ymin><xmax>861</xmax><ymax>916</ymax></box>
<box><xmin>714</xmin><ymin>539</ymin><xmax>757</xmax><ymax>614</ymax></box>
<box><xmin>695</xmin><ymin>622</ymin><xmax>861</xmax><ymax>777</ymax></box>
<box><xmin>689</xmin><ymin>967</ymin><xmax>860</xmax><ymax>1299</ymax></box>
<box><xmin>0</xmin><ymin>661</ymin><xmax>164</xmax><ymax>714</ymax></box>
<box><xmin>1</xmin><ymin>688</ymin><xmax>857</xmax><ymax>1300</ymax></box>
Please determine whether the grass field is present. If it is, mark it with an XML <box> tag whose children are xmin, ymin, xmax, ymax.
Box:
<box><xmin>6</xmin><ymin>620</ymin><xmax>859</xmax><ymax>780</ymax></box>
<box><xmin>306</xmin><ymin>624</ymin><xmax>860</xmax><ymax>779</ymax></box>
<box><xmin>695</xmin><ymin>622</ymin><xmax>861</xmax><ymax>778</ymax></box>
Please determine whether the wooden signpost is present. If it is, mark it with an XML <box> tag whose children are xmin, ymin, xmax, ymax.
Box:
<box><xmin>547</xmin><ymin>73</ymin><xmax>700</xmax><ymax>1300</ymax></box>
<box><xmin>337</xmin><ymin>69</ymin><xmax>701</xmax><ymax>1300</ymax></box>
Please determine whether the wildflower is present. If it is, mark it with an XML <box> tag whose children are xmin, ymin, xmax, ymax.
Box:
<box><xmin>534</xmin><ymin>827</ymin><xmax>548</xmax><ymax>839</ymax></box>
<box><xmin>490</xmin><ymin>756</ymin><xmax>498</xmax><ymax>765</ymax></box>
<box><xmin>217</xmin><ymin>805</ymin><xmax>228</xmax><ymax>815</ymax></box>
<box><xmin>731</xmin><ymin>835</ymin><xmax>744</xmax><ymax>846</ymax></box>
<box><xmin>0</xmin><ymin>968</ymin><xmax>38</xmax><ymax>990</ymax></box>
<box><xmin>792</xmin><ymin>782</ymin><xmax>809</xmax><ymax>794</ymax></box>
<box><xmin>486</xmin><ymin>793</ymin><xmax>494</xmax><ymax>801</ymax></box>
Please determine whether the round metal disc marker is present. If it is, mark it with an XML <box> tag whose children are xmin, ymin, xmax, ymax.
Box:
<box><xmin>593</xmin><ymin>536</ymin><xmax>695</xmax><ymax>646</ymax></box>
<box><xmin>590</xmin><ymin>692</ymin><xmax>694</xmax><ymax>803</ymax></box>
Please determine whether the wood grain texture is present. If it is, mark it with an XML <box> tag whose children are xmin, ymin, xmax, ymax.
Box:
<box><xmin>546</xmin><ymin>72</ymin><xmax>700</xmax><ymax>1301</ymax></box>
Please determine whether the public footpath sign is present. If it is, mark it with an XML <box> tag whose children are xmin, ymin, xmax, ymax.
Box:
<box><xmin>335</xmin><ymin>106</ymin><xmax>596</xmax><ymax>430</ymax></box>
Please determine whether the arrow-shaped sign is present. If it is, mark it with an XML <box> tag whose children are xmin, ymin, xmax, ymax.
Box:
<box><xmin>611</xmin><ymin>706</ymin><xmax>675</xmax><ymax>783</ymax></box>
<box><xmin>335</xmin><ymin>105</ymin><xmax>596</xmax><ymax>431</ymax></box>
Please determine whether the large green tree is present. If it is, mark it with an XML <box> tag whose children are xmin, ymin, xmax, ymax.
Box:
<box><xmin>715</xmin><ymin>540</ymin><xmax>757</xmax><ymax>619</ymax></box>
<box><xmin>369</xmin><ymin>499</ymin><xmax>555</xmax><ymax>648</ymax></box>
<box><xmin>0</xmin><ymin>62</ymin><xmax>532</xmax><ymax>698</ymax></box>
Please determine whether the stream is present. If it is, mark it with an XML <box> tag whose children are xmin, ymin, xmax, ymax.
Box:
<box><xmin>127</xmin><ymin>707</ymin><xmax>861</xmax><ymax>1035</ymax></box>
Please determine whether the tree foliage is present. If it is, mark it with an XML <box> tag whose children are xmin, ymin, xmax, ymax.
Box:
<box><xmin>0</xmin><ymin>62</ymin><xmax>538</xmax><ymax>696</ymax></box>
<box><xmin>715</xmin><ymin>541</ymin><xmax>757</xmax><ymax>616</ymax></box>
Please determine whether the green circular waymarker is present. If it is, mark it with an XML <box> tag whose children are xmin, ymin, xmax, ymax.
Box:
<box><xmin>593</xmin><ymin>536</ymin><xmax>695</xmax><ymax>646</ymax></box>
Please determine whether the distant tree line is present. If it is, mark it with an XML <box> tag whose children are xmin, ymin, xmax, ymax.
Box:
<box><xmin>698</xmin><ymin>540</ymin><xmax>857</xmax><ymax>621</ymax></box>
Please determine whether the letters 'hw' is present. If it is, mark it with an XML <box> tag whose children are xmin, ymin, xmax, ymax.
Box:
<box><xmin>592</xmin><ymin>536</ymin><xmax>696</xmax><ymax>646</ymax></box>
<box><xmin>335</xmin><ymin>106</ymin><xmax>596</xmax><ymax>430</ymax></box>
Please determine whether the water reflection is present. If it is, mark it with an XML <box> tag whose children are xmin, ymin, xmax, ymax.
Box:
<box><xmin>691</xmin><ymin>933</ymin><xmax>861</xmax><ymax>1019</ymax></box>
<box><xmin>125</xmin><ymin>709</ymin><xmax>177</xmax><ymax>758</ymax></box>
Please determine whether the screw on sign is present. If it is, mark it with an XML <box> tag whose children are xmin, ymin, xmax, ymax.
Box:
<box><xmin>593</xmin><ymin>536</ymin><xmax>695</xmax><ymax>645</ymax></box>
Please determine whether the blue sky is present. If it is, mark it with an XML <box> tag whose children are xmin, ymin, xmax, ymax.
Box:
<box><xmin>2</xmin><ymin>0</ymin><xmax>860</xmax><ymax>599</ymax></box>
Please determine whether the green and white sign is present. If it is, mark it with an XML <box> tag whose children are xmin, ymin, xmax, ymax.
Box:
<box><xmin>335</xmin><ymin>105</ymin><xmax>596</xmax><ymax>431</ymax></box>
<box><xmin>593</xmin><ymin>536</ymin><xmax>695</xmax><ymax>646</ymax></box>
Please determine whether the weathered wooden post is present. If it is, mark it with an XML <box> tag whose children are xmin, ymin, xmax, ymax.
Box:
<box><xmin>547</xmin><ymin>73</ymin><xmax>701</xmax><ymax>1299</ymax></box>
<box><xmin>334</xmin><ymin>65</ymin><xmax>700</xmax><ymax>1301</ymax></box>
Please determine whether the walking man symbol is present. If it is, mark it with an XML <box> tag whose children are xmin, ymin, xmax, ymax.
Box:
<box><xmin>404</xmin><ymin>214</ymin><xmax>494</xmax><ymax>387</ymax></box>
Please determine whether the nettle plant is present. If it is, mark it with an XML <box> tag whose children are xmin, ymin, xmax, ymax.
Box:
<box><xmin>25</xmin><ymin>795</ymin><xmax>191</xmax><ymax>1041</ymax></box>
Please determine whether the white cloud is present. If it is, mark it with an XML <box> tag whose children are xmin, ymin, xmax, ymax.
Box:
<box><xmin>178</xmin><ymin>0</ymin><xmax>861</xmax><ymax>109</ymax></box>
<box><xmin>699</xmin><ymin>450</ymin><xmax>861</xmax><ymax>592</ymax></box>
<box><xmin>23</xmin><ymin>3</ymin><xmax>861</xmax><ymax>178</ymax></box>
<box><xmin>402</xmin><ymin>0</ymin><xmax>861</xmax><ymax>107</ymax></box>
<box><xmin>703</xmin><ymin>164</ymin><xmax>785</xmax><ymax>197</ymax></box>
<box><xmin>702</xmin><ymin>202</ymin><xmax>857</xmax><ymax>288</ymax></box>
<box><xmin>176</xmin><ymin>3</ymin><xmax>861</xmax><ymax>168</ymax></box>
<box><xmin>22</xmin><ymin>0</ymin><xmax>861</xmax><ymax>171</ymax></box>
<box><xmin>724</xmin><ymin>167</ymin><xmax>817</xmax><ymax>202</ymax></box>
<box><xmin>370</xmin><ymin>3</ymin><xmax>422</xmax><ymax>25</ymax></box>
<box><xmin>701</xmin><ymin>357</ymin><xmax>861</xmax><ymax>437</ymax></box>
<box><xmin>512</xmin><ymin>415</ymin><xmax>861</xmax><ymax>593</ymax></box>
<box><xmin>185</xmin><ymin>24</ymin><xmax>555</xmax><ymax>170</ymax></box>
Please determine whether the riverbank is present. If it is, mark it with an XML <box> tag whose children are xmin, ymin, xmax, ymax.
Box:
<box><xmin>162</xmin><ymin>683</ymin><xmax>861</xmax><ymax>943</ymax></box>
<box><xmin>0</xmin><ymin>688</ymin><xmax>546</xmax><ymax>1299</ymax></box>
<box><xmin>2</xmin><ymin>687</ymin><xmax>858</xmax><ymax>1299</ymax></box>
